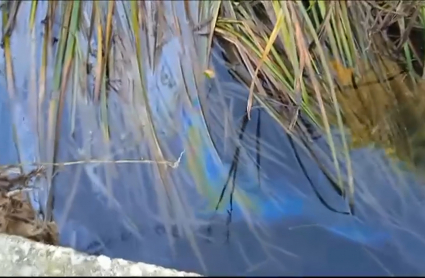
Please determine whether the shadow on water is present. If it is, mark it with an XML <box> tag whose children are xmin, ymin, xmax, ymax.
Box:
<box><xmin>1</xmin><ymin>1</ymin><xmax>425</xmax><ymax>276</ymax></box>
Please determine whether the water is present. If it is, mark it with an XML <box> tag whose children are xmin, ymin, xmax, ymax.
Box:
<box><xmin>0</xmin><ymin>1</ymin><xmax>425</xmax><ymax>276</ymax></box>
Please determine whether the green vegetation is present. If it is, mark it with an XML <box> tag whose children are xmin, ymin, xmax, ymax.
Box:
<box><xmin>1</xmin><ymin>0</ymin><xmax>425</xmax><ymax>233</ymax></box>
<box><xmin>214</xmin><ymin>0</ymin><xmax>425</xmax><ymax>200</ymax></box>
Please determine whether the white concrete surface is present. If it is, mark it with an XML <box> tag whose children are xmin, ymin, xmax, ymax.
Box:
<box><xmin>0</xmin><ymin>234</ymin><xmax>201</xmax><ymax>276</ymax></box>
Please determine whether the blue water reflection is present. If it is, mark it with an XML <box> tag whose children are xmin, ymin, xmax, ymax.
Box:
<box><xmin>0</xmin><ymin>1</ymin><xmax>425</xmax><ymax>276</ymax></box>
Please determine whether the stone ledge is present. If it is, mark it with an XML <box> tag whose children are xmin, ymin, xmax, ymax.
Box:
<box><xmin>0</xmin><ymin>234</ymin><xmax>201</xmax><ymax>276</ymax></box>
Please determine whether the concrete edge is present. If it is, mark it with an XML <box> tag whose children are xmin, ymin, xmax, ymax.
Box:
<box><xmin>0</xmin><ymin>233</ymin><xmax>201</xmax><ymax>276</ymax></box>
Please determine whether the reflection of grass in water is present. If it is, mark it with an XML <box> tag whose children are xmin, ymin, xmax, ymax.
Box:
<box><xmin>2</xmin><ymin>0</ymin><xmax>425</xmax><ymax>274</ymax></box>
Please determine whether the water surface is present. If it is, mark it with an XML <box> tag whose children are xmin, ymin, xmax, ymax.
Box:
<box><xmin>0</xmin><ymin>1</ymin><xmax>425</xmax><ymax>276</ymax></box>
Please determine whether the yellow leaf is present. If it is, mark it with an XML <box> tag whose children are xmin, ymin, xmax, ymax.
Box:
<box><xmin>204</xmin><ymin>69</ymin><xmax>215</xmax><ymax>79</ymax></box>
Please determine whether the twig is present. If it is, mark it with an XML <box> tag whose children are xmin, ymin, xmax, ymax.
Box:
<box><xmin>0</xmin><ymin>150</ymin><xmax>185</xmax><ymax>170</ymax></box>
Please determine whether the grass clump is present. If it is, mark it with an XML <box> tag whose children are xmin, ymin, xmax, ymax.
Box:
<box><xmin>1</xmin><ymin>1</ymin><xmax>425</xmax><ymax>274</ymax></box>
<box><xmin>214</xmin><ymin>0</ymin><xmax>425</xmax><ymax>200</ymax></box>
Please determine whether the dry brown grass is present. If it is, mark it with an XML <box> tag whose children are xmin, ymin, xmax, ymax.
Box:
<box><xmin>1</xmin><ymin>1</ymin><xmax>425</xmax><ymax>259</ymax></box>
<box><xmin>0</xmin><ymin>190</ymin><xmax>58</xmax><ymax>245</ymax></box>
<box><xmin>213</xmin><ymin>1</ymin><xmax>425</xmax><ymax>192</ymax></box>
<box><xmin>0</xmin><ymin>166</ymin><xmax>57</xmax><ymax>245</ymax></box>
